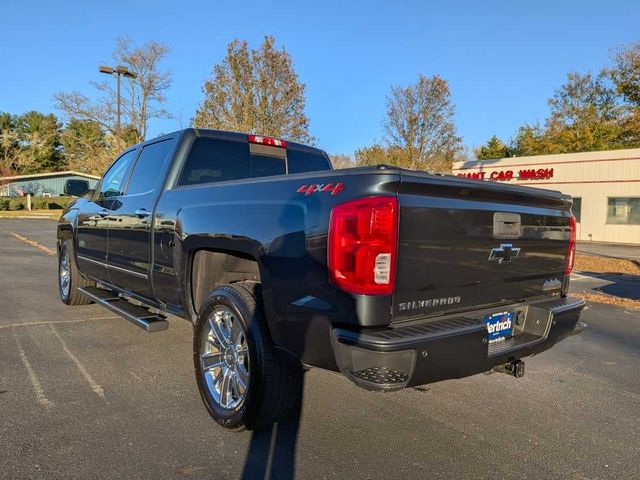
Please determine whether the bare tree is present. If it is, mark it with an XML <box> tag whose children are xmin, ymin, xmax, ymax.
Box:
<box><xmin>53</xmin><ymin>92</ymin><xmax>111</xmax><ymax>134</ymax></box>
<box><xmin>383</xmin><ymin>74</ymin><xmax>461</xmax><ymax>172</ymax></box>
<box><xmin>54</xmin><ymin>37</ymin><xmax>172</xmax><ymax>147</ymax></box>
<box><xmin>194</xmin><ymin>36</ymin><xmax>313</xmax><ymax>144</ymax></box>
<box><xmin>116</xmin><ymin>37</ymin><xmax>172</xmax><ymax>141</ymax></box>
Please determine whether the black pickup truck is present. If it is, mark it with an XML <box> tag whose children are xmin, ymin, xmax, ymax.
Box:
<box><xmin>57</xmin><ymin>128</ymin><xmax>585</xmax><ymax>429</ymax></box>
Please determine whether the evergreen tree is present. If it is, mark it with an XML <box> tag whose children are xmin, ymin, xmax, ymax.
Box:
<box><xmin>476</xmin><ymin>135</ymin><xmax>509</xmax><ymax>160</ymax></box>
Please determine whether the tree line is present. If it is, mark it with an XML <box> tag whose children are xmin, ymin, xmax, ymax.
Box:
<box><xmin>2</xmin><ymin>36</ymin><xmax>639</xmax><ymax>179</ymax></box>
<box><xmin>0</xmin><ymin>35</ymin><xmax>462</xmax><ymax>177</ymax></box>
<box><xmin>476</xmin><ymin>42</ymin><xmax>640</xmax><ymax>160</ymax></box>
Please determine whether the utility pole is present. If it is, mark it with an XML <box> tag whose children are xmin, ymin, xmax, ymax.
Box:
<box><xmin>99</xmin><ymin>65</ymin><xmax>137</xmax><ymax>145</ymax></box>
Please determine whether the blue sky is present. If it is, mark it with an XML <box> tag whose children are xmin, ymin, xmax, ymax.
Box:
<box><xmin>1</xmin><ymin>0</ymin><xmax>639</xmax><ymax>155</ymax></box>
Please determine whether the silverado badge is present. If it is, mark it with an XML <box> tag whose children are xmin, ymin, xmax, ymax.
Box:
<box><xmin>488</xmin><ymin>243</ymin><xmax>521</xmax><ymax>264</ymax></box>
<box><xmin>542</xmin><ymin>278</ymin><xmax>562</xmax><ymax>291</ymax></box>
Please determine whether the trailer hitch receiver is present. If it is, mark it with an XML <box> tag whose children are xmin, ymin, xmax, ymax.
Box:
<box><xmin>494</xmin><ymin>359</ymin><xmax>525</xmax><ymax>378</ymax></box>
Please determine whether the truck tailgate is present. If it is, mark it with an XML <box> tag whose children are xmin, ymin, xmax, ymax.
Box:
<box><xmin>393</xmin><ymin>172</ymin><xmax>573</xmax><ymax>322</ymax></box>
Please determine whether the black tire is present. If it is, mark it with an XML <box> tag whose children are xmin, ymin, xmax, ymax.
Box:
<box><xmin>58</xmin><ymin>238</ymin><xmax>94</xmax><ymax>306</ymax></box>
<box><xmin>193</xmin><ymin>282</ymin><xmax>303</xmax><ymax>430</ymax></box>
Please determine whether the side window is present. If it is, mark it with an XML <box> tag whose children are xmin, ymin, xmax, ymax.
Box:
<box><xmin>99</xmin><ymin>150</ymin><xmax>137</xmax><ymax>198</ymax></box>
<box><xmin>607</xmin><ymin>197</ymin><xmax>640</xmax><ymax>225</ymax></box>
<box><xmin>127</xmin><ymin>139</ymin><xmax>175</xmax><ymax>195</ymax></box>
<box><xmin>178</xmin><ymin>138</ymin><xmax>250</xmax><ymax>186</ymax></box>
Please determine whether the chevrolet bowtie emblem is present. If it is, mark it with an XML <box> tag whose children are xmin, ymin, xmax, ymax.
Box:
<box><xmin>489</xmin><ymin>243</ymin><xmax>521</xmax><ymax>264</ymax></box>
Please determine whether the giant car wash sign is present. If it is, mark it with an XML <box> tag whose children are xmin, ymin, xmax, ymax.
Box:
<box><xmin>457</xmin><ymin>168</ymin><xmax>554</xmax><ymax>181</ymax></box>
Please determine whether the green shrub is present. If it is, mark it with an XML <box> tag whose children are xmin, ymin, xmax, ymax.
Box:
<box><xmin>9</xmin><ymin>198</ymin><xmax>25</xmax><ymax>210</ymax></box>
<box><xmin>33</xmin><ymin>198</ymin><xmax>50</xmax><ymax>210</ymax></box>
<box><xmin>0</xmin><ymin>199</ymin><xmax>9</xmax><ymax>210</ymax></box>
<box><xmin>47</xmin><ymin>197</ymin><xmax>73</xmax><ymax>209</ymax></box>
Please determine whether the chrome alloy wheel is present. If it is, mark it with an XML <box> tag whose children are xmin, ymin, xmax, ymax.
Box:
<box><xmin>59</xmin><ymin>248</ymin><xmax>71</xmax><ymax>298</ymax></box>
<box><xmin>200</xmin><ymin>306</ymin><xmax>250</xmax><ymax>410</ymax></box>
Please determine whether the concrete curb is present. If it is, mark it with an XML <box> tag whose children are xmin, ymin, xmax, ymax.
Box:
<box><xmin>577</xmin><ymin>250</ymin><xmax>638</xmax><ymax>262</ymax></box>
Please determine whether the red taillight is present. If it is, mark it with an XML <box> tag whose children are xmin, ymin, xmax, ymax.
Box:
<box><xmin>328</xmin><ymin>196</ymin><xmax>398</xmax><ymax>295</ymax></box>
<box><xmin>248</xmin><ymin>134</ymin><xmax>287</xmax><ymax>148</ymax></box>
<box><xmin>565</xmin><ymin>214</ymin><xmax>577</xmax><ymax>275</ymax></box>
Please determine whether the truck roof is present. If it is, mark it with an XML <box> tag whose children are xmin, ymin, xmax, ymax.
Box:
<box><xmin>139</xmin><ymin>128</ymin><xmax>323</xmax><ymax>155</ymax></box>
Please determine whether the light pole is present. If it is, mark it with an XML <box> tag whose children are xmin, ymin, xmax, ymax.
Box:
<box><xmin>99</xmin><ymin>65</ymin><xmax>137</xmax><ymax>144</ymax></box>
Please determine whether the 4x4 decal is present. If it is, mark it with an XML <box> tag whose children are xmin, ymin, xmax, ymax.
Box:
<box><xmin>297</xmin><ymin>182</ymin><xmax>344</xmax><ymax>196</ymax></box>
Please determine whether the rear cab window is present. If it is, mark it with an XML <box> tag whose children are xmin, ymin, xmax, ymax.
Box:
<box><xmin>177</xmin><ymin>137</ymin><xmax>331</xmax><ymax>187</ymax></box>
<box><xmin>287</xmin><ymin>148</ymin><xmax>331</xmax><ymax>174</ymax></box>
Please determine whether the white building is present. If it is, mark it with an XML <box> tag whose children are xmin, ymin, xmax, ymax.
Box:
<box><xmin>453</xmin><ymin>148</ymin><xmax>640</xmax><ymax>245</ymax></box>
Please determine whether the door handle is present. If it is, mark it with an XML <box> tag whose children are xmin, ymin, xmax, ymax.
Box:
<box><xmin>134</xmin><ymin>208</ymin><xmax>151</xmax><ymax>218</ymax></box>
<box><xmin>97</xmin><ymin>209</ymin><xmax>110</xmax><ymax>217</ymax></box>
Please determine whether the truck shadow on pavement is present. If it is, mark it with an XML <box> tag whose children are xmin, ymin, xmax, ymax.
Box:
<box><xmin>240</xmin><ymin>372</ymin><xmax>305</xmax><ymax>480</ymax></box>
<box><xmin>575</xmin><ymin>271</ymin><xmax>640</xmax><ymax>300</ymax></box>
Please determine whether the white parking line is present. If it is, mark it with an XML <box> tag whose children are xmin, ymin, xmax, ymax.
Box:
<box><xmin>9</xmin><ymin>232</ymin><xmax>56</xmax><ymax>255</ymax></box>
<box><xmin>13</xmin><ymin>330</ymin><xmax>53</xmax><ymax>409</ymax></box>
<box><xmin>49</xmin><ymin>324</ymin><xmax>106</xmax><ymax>400</ymax></box>
<box><xmin>0</xmin><ymin>316</ymin><xmax>119</xmax><ymax>330</ymax></box>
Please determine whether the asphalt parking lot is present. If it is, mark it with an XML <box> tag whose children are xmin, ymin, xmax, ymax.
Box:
<box><xmin>1</xmin><ymin>218</ymin><xmax>639</xmax><ymax>480</ymax></box>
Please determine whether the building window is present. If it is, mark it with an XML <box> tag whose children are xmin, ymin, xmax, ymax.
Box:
<box><xmin>572</xmin><ymin>197</ymin><xmax>582</xmax><ymax>223</ymax></box>
<box><xmin>607</xmin><ymin>197</ymin><xmax>640</xmax><ymax>225</ymax></box>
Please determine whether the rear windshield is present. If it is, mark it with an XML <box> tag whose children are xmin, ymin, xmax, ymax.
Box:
<box><xmin>178</xmin><ymin>138</ymin><xmax>331</xmax><ymax>186</ymax></box>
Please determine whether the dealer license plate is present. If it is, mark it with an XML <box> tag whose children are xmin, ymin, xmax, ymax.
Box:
<box><xmin>483</xmin><ymin>311</ymin><xmax>514</xmax><ymax>343</ymax></box>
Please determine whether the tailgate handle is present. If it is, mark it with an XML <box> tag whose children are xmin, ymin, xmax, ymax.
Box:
<box><xmin>494</xmin><ymin>213</ymin><xmax>521</xmax><ymax>239</ymax></box>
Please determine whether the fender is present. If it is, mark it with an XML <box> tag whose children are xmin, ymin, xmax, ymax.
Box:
<box><xmin>170</xmin><ymin>188</ymin><xmax>312</xmax><ymax>348</ymax></box>
<box><xmin>178</xmin><ymin>232</ymin><xmax>284</xmax><ymax>345</ymax></box>
<box><xmin>57</xmin><ymin>206</ymin><xmax>79</xmax><ymax>253</ymax></box>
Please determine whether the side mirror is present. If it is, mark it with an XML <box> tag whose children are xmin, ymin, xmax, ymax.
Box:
<box><xmin>83</xmin><ymin>188</ymin><xmax>95</xmax><ymax>199</ymax></box>
<box><xmin>64</xmin><ymin>179</ymin><xmax>90</xmax><ymax>197</ymax></box>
